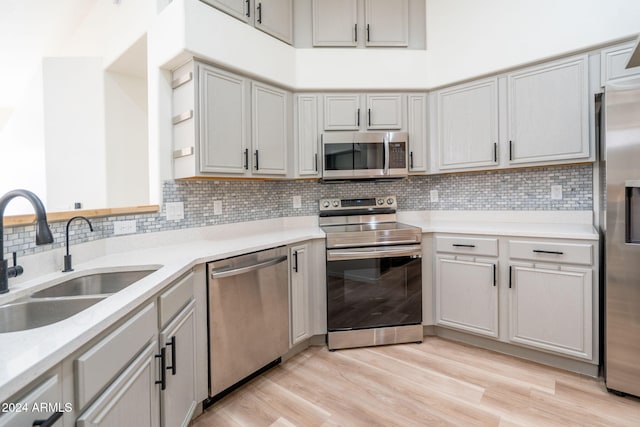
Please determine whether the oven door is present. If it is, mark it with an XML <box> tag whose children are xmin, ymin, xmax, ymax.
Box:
<box><xmin>326</xmin><ymin>245</ymin><xmax>422</xmax><ymax>331</ymax></box>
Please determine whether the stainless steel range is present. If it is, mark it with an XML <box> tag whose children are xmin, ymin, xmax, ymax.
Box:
<box><xmin>320</xmin><ymin>195</ymin><xmax>423</xmax><ymax>350</ymax></box>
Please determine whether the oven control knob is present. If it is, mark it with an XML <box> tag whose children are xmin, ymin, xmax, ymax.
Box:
<box><xmin>377</xmin><ymin>199</ymin><xmax>384</xmax><ymax>205</ymax></box>
<box><xmin>332</xmin><ymin>200</ymin><xmax>339</xmax><ymax>208</ymax></box>
<box><xmin>322</xmin><ymin>201</ymin><xmax>330</xmax><ymax>208</ymax></box>
<box><xmin>387</xmin><ymin>198</ymin><xmax>394</xmax><ymax>205</ymax></box>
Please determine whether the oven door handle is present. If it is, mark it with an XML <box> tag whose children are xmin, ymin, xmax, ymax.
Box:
<box><xmin>327</xmin><ymin>245</ymin><xmax>422</xmax><ymax>261</ymax></box>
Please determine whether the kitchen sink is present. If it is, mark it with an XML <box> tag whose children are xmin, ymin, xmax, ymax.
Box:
<box><xmin>30</xmin><ymin>270</ymin><xmax>156</xmax><ymax>299</ymax></box>
<box><xmin>0</xmin><ymin>297</ymin><xmax>105</xmax><ymax>333</ymax></box>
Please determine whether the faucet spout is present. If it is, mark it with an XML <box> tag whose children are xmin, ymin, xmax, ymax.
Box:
<box><xmin>0</xmin><ymin>189</ymin><xmax>54</xmax><ymax>294</ymax></box>
<box><xmin>63</xmin><ymin>216</ymin><xmax>94</xmax><ymax>272</ymax></box>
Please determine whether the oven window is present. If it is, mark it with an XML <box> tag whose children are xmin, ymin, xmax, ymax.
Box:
<box><xmin>327</xmin><ymin>256</ymin><xmax>422</xmax><ymax>331</ymax></box>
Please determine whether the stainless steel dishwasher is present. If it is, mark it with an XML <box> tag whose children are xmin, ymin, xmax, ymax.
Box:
<box><xmin>206</xmin><ymin>246</ymin><xmax>289</xmax><ymax>402</ymax></box>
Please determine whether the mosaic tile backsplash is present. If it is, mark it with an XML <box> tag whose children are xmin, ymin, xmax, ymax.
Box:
<box><xmin>3</xmin><ymin>163</ymin><xmax>593</xmax><ymax>258</ymax></box>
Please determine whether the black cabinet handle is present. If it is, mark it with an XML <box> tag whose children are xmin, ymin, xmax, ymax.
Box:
<box><xmin>293</xmin><ymin>251</ymin><xmax>299</xmax><ymax>272</ymax></box>
<box><xmin>257</xmin><ymin>2</ymin><xmax>262</xmax><ymax>23</ymax></box>
<box><xmin>245</xmin><ymin>0</ymin><xmax>250</xmax><ymax>17</ymax></box>
<box><xmin>354</xmin><ymin>23</ymin><xmax>357</xmax><ymax>42</ymax></box>
<box><xmin>368</xmin><ymin>108</ymin><xmax>371</xmax><ymax>127</ymax></box>
<box><xmin>244</xmin><ymin>148</ymin><xmax>249</xmax><ymax>170</ymax></box>
<box><xmin>32</xmin><ymin>412</ymin><xmax>63</xmax><ymax>427</ymax></box>
<box><xmin>356</xmin><ymin>108</ymin><xmax>360</xmax><ymax>127</ymax></box>
<box><xmin>509</xmin><ymin>266</ymin><xmax>513</xmax><ymax>289</ymax></box>
<box><xmin>155</xmin><ymin>348</ymin><xmax>166</xmax><ymax>390</ymax></box>
<box><xmin>493</xmin><ymin>142</ymin><xmax>497</xmax><ymax>162</ymax></box>
<box><xmin>452</xmin><ymin>244</ymin><xmax>476</xmax><ymax>248</ymax></box>
<box><xmin>366</xmin><ymin>24</ymin><xmax>370</xmax><ymax>42</ymax></box>
<box><xmin>509</xmin><ymin>140</ymin><xmax>513</xmax><ymax>161</ymax></box>
<box><xmin>410</xmin><ymin>151</ymin><xmax>414</xmax><ymax>169</ymax></box>
<box><xmin>533</xmin><ymin>249</ymin><xmax>564</xmax><ymax>255</ymax></box>
<box><xmin>254</xmin><ymin>150</ymin><xmax>259</xmax><ymax>170</ymax></box>
<box><xmin>314</xmin><ymin>153</ymin><xmax>318</xmax><ymax>172</ymax></box>
<box><xmin>493</xmin><ymin>264</ymin><xmax>496</xmax><ymax>287</ymax></box>
<box><xmin>166</xmin><ymin>336</ymin><xmax>177</xmax><ymax>376</ymax></box>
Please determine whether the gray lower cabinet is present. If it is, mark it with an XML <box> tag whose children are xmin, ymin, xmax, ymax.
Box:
<box><xmin>311</xmin><ymin>0</ymin><xmax>408</xmax><ymax>47</ymax></box>
<box><xmin>290</xmin><ymin>244</ymin><xmax>311</xmax><ymax>346</ymax></box>
<box><xmin>0</xmin><ymin>367</ymin><xmax>64</xmax><ymax>427</ymax></box>
<box><xmin>172</xmin><ymin>60</ymin><xmax>291</xmax><ymax>178</ymax></box>
<box><xmin>76</xmin><ymin>342</ymin><xmax>160</xmax><ymax>427</ymax></box>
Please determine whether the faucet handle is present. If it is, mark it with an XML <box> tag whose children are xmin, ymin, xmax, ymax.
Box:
<box><xmin>7</xmin><ymin>252</ymin><xmax>23</xmax><ymax>278</ymax></box>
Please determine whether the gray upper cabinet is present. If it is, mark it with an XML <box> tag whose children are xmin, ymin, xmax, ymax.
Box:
<box><xmin>252</xmin><ymin>81</ymin><xmax>289</xmax><ymax>175</ymax></box>
<box><xmin>364</xmin><ymin>0</ymin><xmax>409</xmax><ymax>47</ymax></box>
<box><xmin>311</xmin><ymin>0</ymin><xmax>409</xmax><ymax>48</ymax></box>
<box><xmin>508</xmin><ymin>55</ymin><xmax>589</xmax><ymax>165</ymax></box>
<box><xmin>407</xmin><ymin>93</ymin><xmax>428</xmax><ymax>173</ymax></box>
<box><xmin>201</xmin><ymin>0</ymin><xmax>251</xmax><ymax>23</ymax></box>
<box><xmin>200</xmin><ymin>0</ymin><xmax>292</xmax><ymax>44</ymax></box>
<box><xmin>312</xmin><ymin>0</ymin><xmax>358</xmax><ymax>47</ymax></box>
<box><xmin>254</xmin><ymin>0</ymin><xmax>293</xmax><ymax>44</ymax></box>
<box><xmin>436</xmin><ymin>78</ymin><xmax>499</xmax><ymax>170</ymax></box>
<box><xmin>199</xmin><ymin>66</ymin><xmax>250</xmax><ymax>175</ymax></box>
<box><xmin>295</xmin><ymin>94</ymin><xmax>320</xmax><ymax>177</ymax></box>
<box><xmin>323</xmin><ymin>93</ymin><xmax>403</xmax><ymax>130</ymax></box>
<box><xmin>172</xmin><ymin>61</ymin><xmax>291</xmax><ymax>178</ymax></box>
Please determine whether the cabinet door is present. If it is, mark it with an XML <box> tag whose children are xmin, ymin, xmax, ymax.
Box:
<box><xmin>252</xmin><ymin>81</ymin><xmax>289</xmax><ymax>175</ymax></box>
<box><xmin>254</xmin><ymin>0</ymin><xmax>293</xmax><ymax>44</ymax></box>
<box><xmin>323</xmin><ymin>94</ymin><xmax>361</xmax><ymax>130</ymax></box>
<box><xmin>364</xmin><ymin>0</ymin><xmax>409</xmax><ymax>47</ymax></box>
<box><xmin>295</xmin><ymin>95</ymin><xmax>320</xmax><ymax>176</ymax></box>
<box><xmin>312</xmin><ymin>0</ymin><xmax>358</xmax><ymax>47</ymax></box>
<box><xmin>160</xmin><ymin>301</ymin><xmax>198</xmax><ymax>427</ymax></box>
<box><xmin>407</xmin><ymin>94</ymin><xmax>428</xmax><ymax>173</ymax></box>
<box><xmin>199</xmin><ymin>65</ymin><xmax>250</xmax><ymax>175</ymax></box>
<box><xmin>0</xmin><ymin>370</ymin><xmax>63</xmax><ymax>427</ymax></box>
<box><xmin>366</xmin><ymin>94</ymin><xmax>403</xmax><ymax>130</ymax></box>
<box><xmin>201</xmin><ymin>0</ymin><xmax>251</xmax><ymax>23</ymax></box>
<box><xmin>290</xmin><ymin>244</ymin><xmax>311</xmax><ymax>346</ymax></box>
<box><xmin>507</xmin><ymin>55</ymin><xmax>589</xmax><ymax>164</ymax></box>
<box><xmin>437</xmin><ymin>78</ymin><xmax>499</xmax><ymax>170</ymax></box>
<box><xmin>436</xmin><ymin>256</ymin><xmax>498</xmax><ymax>337</ymax></box>
<box><xmin>77</xmin><ymin>342</ymin><xmax>160</xmax><ymax>427</ymax></box>
<box><xmin>509</xmin><ymin>264</ymin><xmax>592</xmax><ymax>359</ymax></box>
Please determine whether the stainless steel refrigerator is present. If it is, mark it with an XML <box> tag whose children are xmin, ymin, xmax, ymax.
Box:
<box><xmin>605</xmin><ymin>76</ymin><xmax>640</xmax><ymax>397</ymax></box>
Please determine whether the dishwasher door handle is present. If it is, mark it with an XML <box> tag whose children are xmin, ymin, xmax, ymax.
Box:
<box><xmin>210</xmin><ymin>255</ymin><xmax>288</xmax><ymax>279</ymax></box>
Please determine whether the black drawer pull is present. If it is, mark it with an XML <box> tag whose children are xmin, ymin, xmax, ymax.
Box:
<box><xmin>492</xmin><ymin>264</ymin><xmax>496</xmax><ymax>287</ymax></box>
<box><xmin>32</xmin><ymin>412</ymin><xmax>63</xmax><ymax>427</ymax></box>
<box><xmin>452</xmin><ymin>244</ymin><xmax>476</xmax><ymax>248</ymax></box>
<box><xmin>155</xmin><ymin>348</ymin><xmax>166</xmax><ymax>390</ymax></box>
<box><xmin>509</xmin><ymin>265</ymin><xmax>513</xmax><ymax>288</ymax></box>
<box><xmin>166</xmin><ymin>336</ymin><xmax>177</xmax><ymax>376</ymax></box>
<box><xmin>533</xmin><ymin>249</ymin><xmax>564</xmax><ymax>255</ymax></box>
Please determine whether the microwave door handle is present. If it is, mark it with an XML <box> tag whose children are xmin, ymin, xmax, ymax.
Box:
<box><xmin>383</xmin><ymin>136</ymin><xmax>389</xmax><ymax>175</ymax></box>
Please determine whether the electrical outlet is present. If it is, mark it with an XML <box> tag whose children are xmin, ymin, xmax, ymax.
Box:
<box><xmin>293</xmin><ymin>195</ymin><xmax>302</xmax><ymax>209</ymax></box>
<box><xmin>430</xmin><ymin>190</ymin><xmax>439</xmax><ymax>203</ymax></box>
<box><xmin>551</xmin><ymin>185</ymin><xmax>563</xmax><ymax>200</ymax></box>
<box><xmin>113</xmin><ymin>220</ymin><xmax>137</xmax><ymax>235</ymax></box>
<box><xmin>213</xmin><ymin>200</ymin><xmax>223</xmax><ymax>215</ymax></box>
<box><xmin>166</xmin><ymin>202</ymin><xmax>184</xmax><ymax>220</ymax></box>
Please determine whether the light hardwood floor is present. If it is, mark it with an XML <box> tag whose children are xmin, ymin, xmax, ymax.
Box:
<box><xmin>193</xmin><ymin>337</ymin><xmax>640</xmax><ymax>426</ymax></box>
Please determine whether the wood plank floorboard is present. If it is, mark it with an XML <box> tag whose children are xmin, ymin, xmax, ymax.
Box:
<box><xmin>192</xmin><ymin>337</ymin><xmax>640</xmax><ymax>427</ymax></box>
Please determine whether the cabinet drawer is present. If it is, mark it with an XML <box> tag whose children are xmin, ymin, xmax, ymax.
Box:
<box><xmin>75</xmin><ymin>302</ymin><xmax>157</xmax><ymax>409</ymax></box>
<box><xmin>0</xmin><ymin>370</ymin><xmax>62</xmax><ymax>427</ymax></box>
<box><xmin>159</xmin><ymin>271</ymin><xmax>194</xmax><ymax>328</ymax></box>
<box><xmin>435</xmin><ymin>236</ymin><xmax>498</xmax><ymax>257</ymax></box>
<box><xmin>508</xmin><ymin>240</ymin><xmax>593</xmax><ymax>265</ymax></box>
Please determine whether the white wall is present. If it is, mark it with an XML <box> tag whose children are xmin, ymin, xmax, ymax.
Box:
<box><xmin>104</xmin><ymin>71</ymin><xmax>149</xmax><ymax>208</ymax></box>
<box><xmin>42</xmin><ymin>57</ymin><xmax>107</xmax><ymax>212</ymax></box>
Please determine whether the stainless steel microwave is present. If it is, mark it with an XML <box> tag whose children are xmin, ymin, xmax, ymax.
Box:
<box><xmin>321</xmin><ymin>132</ymin><xmax>409</xmax><ymax>181</ymax></box>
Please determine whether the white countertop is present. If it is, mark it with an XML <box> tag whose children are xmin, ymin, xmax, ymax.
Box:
<box><xmin>0</xmin><ymin>212</ymin><xmax>598</xmax><ymax>402</ymax></box>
